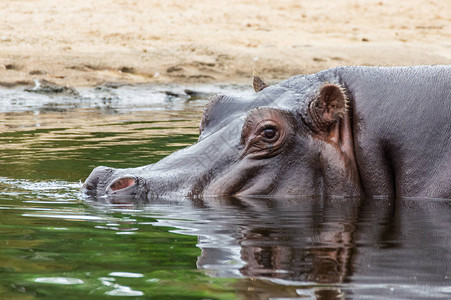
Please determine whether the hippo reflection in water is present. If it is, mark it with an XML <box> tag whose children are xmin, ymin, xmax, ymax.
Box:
<box><xmin>84</xmin><ymin>66</ymin><xmax>451</xmax><ymax>200</ymax></box>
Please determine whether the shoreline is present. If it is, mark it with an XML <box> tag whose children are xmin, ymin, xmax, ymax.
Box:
<box><xmin>2</xmin><ymin>42</ymin><xmax>449</xmax><ymax>88</ymax></box>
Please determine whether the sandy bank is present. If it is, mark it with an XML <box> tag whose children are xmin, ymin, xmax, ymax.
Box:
<box><xmin>0</xmin><ymin>0</ymin><xmax>450</xmax><ymax>87</ymax></box>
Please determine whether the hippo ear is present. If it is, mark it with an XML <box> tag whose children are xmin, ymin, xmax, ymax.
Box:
<box><xmin>309</xmin><ymin>83</ymin><xmax>347</xmax><ymax>131</ymax></box>
<box><xmin>253</xmin><ymin>71</ymin><xmax>269</xmax><ymax>92</ymax></box>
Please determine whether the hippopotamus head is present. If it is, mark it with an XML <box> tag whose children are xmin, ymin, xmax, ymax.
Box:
<box><xmin>84</xmin><ymin>72</ymin><xmax>362</xmax><ymax>200</ymax></box>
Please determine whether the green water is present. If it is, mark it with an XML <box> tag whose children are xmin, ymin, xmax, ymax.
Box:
<box><xmin>0</xmin><ymin>85</ymin><xmax>450</xmax><ymax>299</ymax></box>
<box><xmin>0</xmin><ymin>85</ymin><xmax>238</xmax><ymax>299</ymax></box>
<box><xmin>1</xmin><ymin>200</ymin><xmax>240</xmax><ymax>299</ymax></box>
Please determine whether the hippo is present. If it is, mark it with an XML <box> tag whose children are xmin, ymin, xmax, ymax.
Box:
<box><xmin>83</xmin><ymin>66</ymin><xmax>451</xmax><ymax>200</ymax></box>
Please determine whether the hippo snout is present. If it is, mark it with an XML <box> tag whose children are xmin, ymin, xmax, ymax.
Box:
<box><xmin>83</xmin><ymin>166</ymin><xmax>147</xmax><ymax>199</ymax></box>
<box><xmin>83</xmin><ymin>166</ymin><xmax>115</xmax><ymax>194</ymax></box>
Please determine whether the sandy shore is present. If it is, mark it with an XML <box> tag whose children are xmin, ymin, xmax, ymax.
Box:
<box><xmin>0</xmin><ymin>0</ymin><xmax>450</xmax><ymax>87</ymax></box>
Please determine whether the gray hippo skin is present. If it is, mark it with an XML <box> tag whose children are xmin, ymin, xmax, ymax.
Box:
<box><xmin>83</xmin><ymin>66</ymin><xmax>451</xmax><ymax>200</ymax></box>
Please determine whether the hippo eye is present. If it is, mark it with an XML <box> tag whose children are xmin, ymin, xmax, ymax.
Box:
<box><xmin>241</xmin><ymin>108</ymin><xmax>291</xmax><ymax>159</ymax></box>
<box><xmin>262</xmin><ymin>127</ymin><xmax>277</xmax><ymax>140</ymax></box>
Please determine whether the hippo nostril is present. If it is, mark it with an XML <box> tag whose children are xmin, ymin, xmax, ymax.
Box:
<box><xmin>109</xmin><ymin>177</ymin><xmax>136</xmax><ymax>191</ymax></box>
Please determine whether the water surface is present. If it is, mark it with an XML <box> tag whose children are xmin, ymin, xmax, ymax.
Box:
<box><xmin>0</xmin><ymin>85</ymin><xmax>450</xmax><ymax>299</ymax></box>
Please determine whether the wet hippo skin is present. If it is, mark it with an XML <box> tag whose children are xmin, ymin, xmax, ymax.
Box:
<box><xmin>83</xmin><ymin>66</ymin><xmax>451</xmax><ymax>200</ymax></box>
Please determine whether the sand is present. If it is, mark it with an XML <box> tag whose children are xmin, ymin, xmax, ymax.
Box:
<box><xmin>0</xmin><ymin>0</ymin><xmax>450</xmax><ymax>87</ymax></box>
